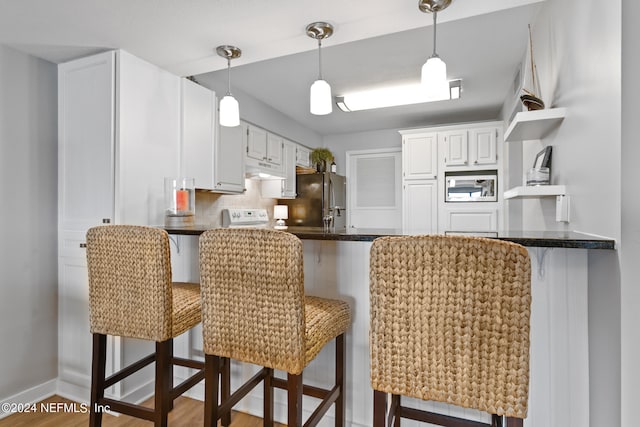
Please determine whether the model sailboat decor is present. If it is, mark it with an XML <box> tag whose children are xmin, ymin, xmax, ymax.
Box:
<box><xmin>520</xmin><ymin>24</ymin><xmax>545</xmax><ymax>111</ymax></box>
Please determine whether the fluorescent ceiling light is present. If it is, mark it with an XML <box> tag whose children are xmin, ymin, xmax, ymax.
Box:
<box><xmin>335</xmin><ymin>79</ymin><xmax>461</xmax><ymax>112</ymax></box>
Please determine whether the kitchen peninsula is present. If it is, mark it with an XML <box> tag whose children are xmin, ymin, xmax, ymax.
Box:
<box><xmin>164</xmin><ymin>226</ymin><xmax>614</xmax><ymax>427</ymax></box>
<box><xmin>166</xmin><ymin>225</ymin><xmax>615</xmax><ymax>248</ymax></box>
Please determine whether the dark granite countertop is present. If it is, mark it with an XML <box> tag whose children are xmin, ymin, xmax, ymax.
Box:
<box><xmin>163</xmin><ymin>225</ymin><xmax>615</xmax><ymax>250</ymax></box>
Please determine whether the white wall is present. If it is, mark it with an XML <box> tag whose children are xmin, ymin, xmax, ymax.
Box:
<box><xmin>194</xmin><ymin>74</ymin><xmax>323</xmax><ymax>149</ymax></box>
<box><xmin>620</xmin><ymin>1</ymin><xmax>640</xmax><ymax>425</ymax></box>
<box><xmin>323</xmin><ymin>128</ymin><xmax>402</xmax><ymax>175</ymax></box>
<box><xmin>0</xmin><ymin>45</ymin><xmax>58</xmax><ymax>400</ymax></box>
<box><xmin>524</xmin><ymin>0</ymin><xmax>622</xmax><ymax>426</ymax></box>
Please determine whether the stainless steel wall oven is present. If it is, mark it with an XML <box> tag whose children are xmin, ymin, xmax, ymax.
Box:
<box><xmin>445</xmin><ymin>170</ymin><xmax>497</xmax><ymax>202</ymax></box>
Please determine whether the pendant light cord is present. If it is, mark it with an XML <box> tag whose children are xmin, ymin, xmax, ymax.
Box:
<box><xmin>317</xmin><ymin>39</ymin><xmax>323</xmax><ymax>80</ymax></box>
<box><xmin>432</xmin><ymin>11</ymin><xmax>438</xmax><ymax>57</ymax></box>
<box><xmin>226</xmin><ymin>58</ymin><xmax>232</xmax><ymax>96</ymax></box>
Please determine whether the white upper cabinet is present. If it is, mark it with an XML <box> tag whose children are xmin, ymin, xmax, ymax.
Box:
<box><xmin>247</xmin><ymin>125</ymin><xmax>268</xmax><ymax>161</ymax></box>
<box><xmin>182</xmin><ymin>78</ymin><xmax>244</xmax><ymax>193</ymax></box>
<box><xmin>215</xmin><ymin>122</ymin><xmax>246</xmax><ymax>193</ymax></box>
<box><xmin>58</xmin><ymin>51</ymin><xmax>116</xmax><ymax>233</ymax></box>
<box><xmin>247</xmin><ymin>125</ymin><xmax>282</xmax><ymax>167</ymax></box>
<box><xmin>440</xmin><ymin>130</ymin><xmax>469</xmax><ymax>167</ymax></box>
<box><xmin>261</xmin><ymin>139</ymin><xmax>296</xmax><ymax>199</ymax></box>
<box><xmin>266</xmin><ymin>133</ymin><xmax>283</xmax><ymax>166</ymax></box>
<box><xmin>245</xmin><ymin>124</ymin><xmax>285</xmax><ymax>176</ymax></box>
<box><xmin>59</xmin><ymin>50</ymin><xmax>181</xmax><ymax>230</ymax></box>
<box><xmin>281</xmin><ymin>140</ymin><xmax>296</xmax><ymax>198</ymax></box>
<box><xmin>296</xmin><ymin>145</ymin><xmax>311</xmax><ymax>167</ymax></box>
<box><xmin>439</xmin><ymin>126</ymin><xmax>499</xmax><ymax>169</ymax></box>
<box><xmin>469</xmin><ymin>127</ymin><xmax>498</xmax><ymax>166</ymax></box>
<box><xmin>402</xmin><ymin>133</ymin><xmax>437</xmax><ymax>180</ymax></box>
<box><xmin>181</xmin><ymin>79</ymin><xmax>215</xmax><ymax>190</ymax></box>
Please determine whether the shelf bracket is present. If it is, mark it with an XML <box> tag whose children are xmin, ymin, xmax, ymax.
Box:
<box><xmin>168</xmin><ymin>235</ymin><xmax>180</xmax><ymax>254</ymax></box>
<box><xmin>533</xmin><ymin>247</ymin><xmax>551</xmax><ymax>280</ymax></box>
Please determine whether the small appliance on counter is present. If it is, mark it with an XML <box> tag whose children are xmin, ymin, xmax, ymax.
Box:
<box><xmin>278</xmin><ymin>172</ymin><xmax>346</xmax><ymax>229</ymax></box>
<box><xmin>221</xmin><ymin>208</ymin><xmax>269</xmax><ymax>228</ymax></box>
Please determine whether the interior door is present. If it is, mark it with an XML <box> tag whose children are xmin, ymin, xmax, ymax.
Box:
<box><xmin>346</xmin><ymin>149</ymin><xmax>402</xmax><ymax>229</ymax></box>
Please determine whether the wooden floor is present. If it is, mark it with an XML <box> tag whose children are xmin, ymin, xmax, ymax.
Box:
<box><xmin>0</xmin><ymin>395</ymin><xmax>284</xmax><ymax>427</ymax></box>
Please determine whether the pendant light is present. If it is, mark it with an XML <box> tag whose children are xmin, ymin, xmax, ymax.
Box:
<box><xmin>419</xmin><ymin>0</ymin><xmax>452</xmax><ymax>99</ymax></box>
<box><xmin>216</xmin><ymin>45</ymin><xmax>241</xmax><ymax>127</ymax></box>
<box><xmin>306</xmin><ymin>22</ymin><xmax>334</xmax><ymax>115</ymax></box>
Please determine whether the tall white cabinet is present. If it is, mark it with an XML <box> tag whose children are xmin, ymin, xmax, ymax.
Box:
<box><xmin>401</xmin><ymin>132</ymin><xmax>438</xmax><ymax>233</ymax></box>
<box><xmin>57</xmin><ymin>50</ymin><xmax>181</xmax><ymax>402</ymax></box>
<box><xmin>400</xmin><ymin>122</ymin><xmax>504</xmax><ymax>235</ymax></box>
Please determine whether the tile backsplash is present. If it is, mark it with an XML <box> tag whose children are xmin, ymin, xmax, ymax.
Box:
<box><xmin>194</xmin><ymin>179</ymin><xmax>277</xmax><ymax>227</ymax></box>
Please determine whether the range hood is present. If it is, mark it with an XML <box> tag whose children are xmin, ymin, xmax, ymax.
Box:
<box><xmin>245</xmin><ymin>164</ymin><xmax>285</xmax><ymax>180</ymax></box>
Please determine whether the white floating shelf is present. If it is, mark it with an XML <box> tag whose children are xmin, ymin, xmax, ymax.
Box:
<box><xmin>504</xmin><ymin>185</ymin><xmax>566</xmax><ymax>199</ymax></box>
<box><xmin>504</xmin><ymin>108</ymin><xmax>567</xmax><ymax>142</ymax></box>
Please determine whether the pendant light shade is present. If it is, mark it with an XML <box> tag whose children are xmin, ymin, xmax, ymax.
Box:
<box><xmin>216</xmin><ymin>45</ymin><xmax>242</xmax><ymax>127</ymax></box>
<box><xmin>310</xmin><ymin>79</ymin><xmax>332</xmax><ymax>115</ymax></box>
<box><xmin>419</xmin><ymin>0</ymin><xmax>452</xmax><ymax>98</ymax></box>
<box><xmin>421</xmin><ymin>55</ymin><xmax>449</xmax><ymax>100</ymax></box>
<box><xmin>219</xmin><ymin>95</ymin><xmax>240</xmax><ymax>127</ymax></box>
<box><xmin>306</xmin><ymin>22</ymin><xmax>334</xmax><ymax>116</ymax></box>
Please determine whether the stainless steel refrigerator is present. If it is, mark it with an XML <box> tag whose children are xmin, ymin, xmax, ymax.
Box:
<box><xmin>279</xmin><ymin>172</ymin><xmax>346</xmax><ymax>229</ymax></box>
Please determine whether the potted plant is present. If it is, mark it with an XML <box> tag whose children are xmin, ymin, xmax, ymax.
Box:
<box><xmin>310</xmin><ymin>148</ymin><xmax>334</xmax><ymax>172</ymax></box>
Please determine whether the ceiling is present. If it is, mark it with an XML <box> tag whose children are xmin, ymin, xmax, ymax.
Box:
<box><xmin>0</xmin><ymin>0</ymin><xmax>544</xmax><ymax>135</ymax></box>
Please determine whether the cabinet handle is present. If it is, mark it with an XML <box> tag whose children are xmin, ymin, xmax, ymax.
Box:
<box><xmin>102</xmin><ymin>218</ymin><xmax>111</xmax><ymax>224</ymax></box>
<box><xmin>79</xmin><ymin>243</ymin><xmax>87</xmax><ymax>248</ymax></box>
<box><xmin>474</xmin><ymin>160</ymin><xmax>478</xmax><ymax>165</ymax></box>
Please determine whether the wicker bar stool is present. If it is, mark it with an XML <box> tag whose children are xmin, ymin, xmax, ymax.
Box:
<box><xmin>369</xmin><ymin>235</ymin><xmax>531</xmax><ymax>427</ymax></box>
<box><xmin>199</xmin><ymin>228</ymin><xmax>352</xmax><ymax>426</ymax></box>
<box><xmin>85</xmin><ymin>225</ymin><xmax>208</xmax><ymax>427</ymax></box>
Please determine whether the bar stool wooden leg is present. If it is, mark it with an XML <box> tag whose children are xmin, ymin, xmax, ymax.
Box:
<box><xmin>221</xmin><ymin>357</ymin><xmax>231</xmax><ymax>427</ymax></box>
<box><xmin>392</xmin><ymin>395</ymin><xmax>401</xmax><ymax>427</ymax></box>
<box><xmin>89</xmin><ymin>334</ymin><xmax>107</xmax><ymax>427</ymax></box>
<box><xmin>335</xmin><ymin>334</ymin><xmax>345</xmax><ymax>427</ymax></box>
<box><xmin>155</xmin><ymin>340</ymin><xmax>172</xmax><ymax>427</ymax></box>
<box><xmin>506</xmin><ymin>417</ymin><xmax>523</xmax><ymax>427</ymax></box>
<box><xmin>373</xmin><ymin>390</ymin><xmax>387</xmax><ymax>427</ymax></box>
<box><xmin>287</xmin><ymin>373</ymin><xmax>303</xmax><ymax>426</ymax></box>
<box><xmin>204</xmin><ymin>354</ymin><xmax>220</xmax><ymax>427</ymax></box>
<box><xmin>264</xmin><ymin>368</ymin><xmax>274</xmax><ymax>427</ymax></box>
<box><xmin>167</xmin><ymin>340</ymin><xmax>174</xmax><ymax>411</ymax></box>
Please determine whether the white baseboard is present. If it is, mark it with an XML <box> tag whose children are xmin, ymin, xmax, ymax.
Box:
<box><xmin>56</xmin><ymin>378</ymin><xmax>89</xmax><ymax>404</ymax></box>
<box><xmin>0</xmin><ymin>379</ymin><xmax>57</xmax><ymax>420</ymax></box>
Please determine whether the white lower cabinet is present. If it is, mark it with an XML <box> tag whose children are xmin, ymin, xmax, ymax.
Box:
<box><xmin>57</xmin><ymin>50</ymin><xmax>181</xmax><ymax>402</ymax></box>
<box><xmin>402</xmin><ymin>180</ymin><xmax>437</xmax><ymax>234</ymax></box>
